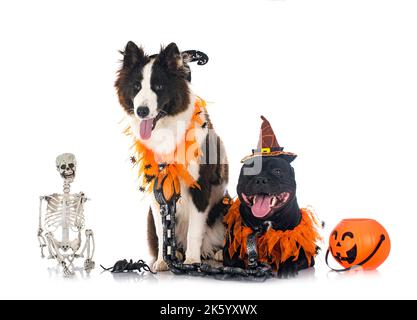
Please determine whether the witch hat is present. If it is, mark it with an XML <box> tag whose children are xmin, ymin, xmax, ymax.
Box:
<box><xmin>241</xmin><ymin>116</ymin><xmax>297</xmax><ymax>163</ymax></box>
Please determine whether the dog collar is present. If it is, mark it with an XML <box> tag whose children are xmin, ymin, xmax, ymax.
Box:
<box><xmin>225</xmin><ymin>199</ymin><xmax>322</xmax><ymax>270</ymax></box>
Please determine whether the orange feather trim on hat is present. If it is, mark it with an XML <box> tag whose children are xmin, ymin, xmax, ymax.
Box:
<box><xmin>225</xmin><ymin>199</ymin><xmax>321</xmax><ymax>270</ymax></box>
<box><xmin>125</xmin><ymin>98</ymin><xmax>207</xmax><ymax>201</ymax></box>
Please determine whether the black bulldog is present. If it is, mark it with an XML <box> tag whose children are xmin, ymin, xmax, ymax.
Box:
<box><xmin>223</xmin><ymin>116</ymin><xmax>320</xmax><ymax>278</ymax></box>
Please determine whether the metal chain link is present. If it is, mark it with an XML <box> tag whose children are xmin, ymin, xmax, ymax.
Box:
<box><xmin>153</xmin><ymin>170</ymin><xmax>273</xmax><ymax>281</ymax></box>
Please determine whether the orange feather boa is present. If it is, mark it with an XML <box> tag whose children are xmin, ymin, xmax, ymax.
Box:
<box><xmin>125</xmin><ymin>98</ymin><xmax>207</xmax><ymax>201</ymax></box>
<box><xmin>225</xmin><ymin>199</ymin><xmax>321</xmax><ymax>269</ymax></box>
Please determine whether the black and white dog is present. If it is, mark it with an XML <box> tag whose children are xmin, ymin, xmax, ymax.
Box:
<box><xmin>115</xmin><ymin>41</ymin><xmax>228</xmax><ymax>271</ymax></box>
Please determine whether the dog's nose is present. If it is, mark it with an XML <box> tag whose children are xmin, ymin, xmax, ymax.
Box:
<box><xmin>254</xmin><ymin>177</ymin><xmax>269</xmax><ymax>185</ymax></box>
<box><xmin>136</xmin><ymin>106</ymin><xmax>150</xmax><ymax>118</ymax></box>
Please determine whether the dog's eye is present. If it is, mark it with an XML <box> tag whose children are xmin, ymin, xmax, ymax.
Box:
<box><xmin>153</xmin><ymin>84</ymin><xmax>164</xmax><ymax>91</ymax></box>
<box><xmin>133</xmin><ymin>83</ymin><xmax>141</xmax><ymax>91</ymax></box>
<box><xmin>272</xmin><ymin>168</ymin><xmax>282</xmax><ymax>176</ymax></box>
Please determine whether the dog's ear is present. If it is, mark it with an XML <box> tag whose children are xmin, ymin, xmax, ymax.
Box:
<box><xmin>121</xmin><ymin>41</ymin><xmax>145</xmax><ymax>69</ymax></box>
<box><xmin>158</xmin><ymin>43</ymin><xmax>190</xmax><ymax>78</ymax></box>
<box><xmin>280</xmin><ymin>154</ymin><xmax>297</xmax><ymax>163</ymax></box>
<box><xmin>159</xmin><ymin>42</ymin><xmax>181</xmax><ymax>69</ymax></box>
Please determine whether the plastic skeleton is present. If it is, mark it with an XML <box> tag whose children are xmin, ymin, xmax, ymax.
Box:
<box><xmin>37</xmin><ymin>153</ymin><xmax>95</xmax><ymax>276</ymax></box>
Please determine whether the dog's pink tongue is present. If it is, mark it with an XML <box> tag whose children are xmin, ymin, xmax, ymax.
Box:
<box><xmin>139</xmin><ymin>118</ymin><xmax>153</xmax><ymax>140</ymax></box>
<box><xmin>251</xmin><ymin>195</ymin><xmax>273</xmax><ymax>218</ymax></box>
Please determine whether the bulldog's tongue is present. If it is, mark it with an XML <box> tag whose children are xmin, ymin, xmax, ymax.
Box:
<box><xmin>139</xmin><ymin>118</ymin><xmax>153</xmax><ymax>140</ymax></box>
<box><xmin>251</xmin><ymin>195</ymin><xmax>273</xmax><ymax>218</ymax></box>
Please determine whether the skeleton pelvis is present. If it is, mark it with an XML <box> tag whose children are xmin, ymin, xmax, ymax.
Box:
<box><xmin>53</xmin><ymin>234</ymin><xmax>81</xmax><ymax>252</ymax></box>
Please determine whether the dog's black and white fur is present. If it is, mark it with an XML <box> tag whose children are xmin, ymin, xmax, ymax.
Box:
<box><xmin>115</xmin><ymin>41</ymin><xmax>228</xmax><ymax>271</ymax></box>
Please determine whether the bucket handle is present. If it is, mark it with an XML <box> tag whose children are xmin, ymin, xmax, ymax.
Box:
<box><xmin>325</xmin><ymin>234</ymin><xmax>386</xmax><ymax>272</ymax></box>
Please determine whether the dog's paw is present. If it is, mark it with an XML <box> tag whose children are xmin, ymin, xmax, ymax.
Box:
<box><xmin>153</xmin><ymin>259</ymin><xmax>169</xmax><ymax>272</ymax></box>
<box><xmin>184</xmin><ymin>257</ymin><xmax>201</xmax><ymax>265</ymax></box>
<box><xmin>176</xmin><ymin>251</ymin><xmax>184</xmax><ymax>261</ymax></box>
<box><xmin>277</xmin><ymin>262</ymin><xmax>298</xmax><ymax>279</ymax></box>
<box><xmin>214</xmin><ymin>250</ymin><xmax>223</xmax><ymax>262</ymax></box>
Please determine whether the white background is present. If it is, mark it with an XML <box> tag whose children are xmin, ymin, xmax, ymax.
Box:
<box><xmin>0</xmin><ymin>0</ymin><xmax>416</xmax><ymax>300</ymax></box>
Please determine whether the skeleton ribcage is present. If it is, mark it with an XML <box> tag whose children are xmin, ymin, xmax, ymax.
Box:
<box><xmin>44</xmin><ymin>193</ymin><xmax>85</xmax><ymax>233</ymax></box>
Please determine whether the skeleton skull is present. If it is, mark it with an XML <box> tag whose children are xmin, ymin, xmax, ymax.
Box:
<box><xmin>56</xmin><ymin>153</ymin><xmax>77</xmax><ymax>180</ymax></box>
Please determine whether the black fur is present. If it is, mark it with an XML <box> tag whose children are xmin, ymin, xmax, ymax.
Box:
<box><xmin>189</xmin><ymin>174</ymin><xmax>211</xmax><ymax>213</ymax></box>
<box><xmin>277</xmin><ymin>248</ymin><xmax>315</xmax><ymax>278</ymax></box>
<box><xmin>237</xmin><ymin>157</ymin><xmax>299</xmax><ymax>230</ymax></box>
<box><xmin>224</xmin><ymin>156</ymin><xmax>313</xmax><ymax>277</ymax></box>
<box><xmin>189</xmin><ymin>161</ymin><xmax>228</xmax><ymax>214</ymax></box>
<box><xmin>115</xmin><ymin>41</ymin><xmax>149</xmax><ymax>115</ymax></box>
<box><xmin>151</xmin><ymin>43</ymin><xmax>191</xmax><ymax>116</ymax></box>
<box><xmin>189</xmin><ymin>133</ymin><xmax>229</xmax><ymax>214</ymax></box>
<box><xmin>206</xmin><ymin>194</ymin><xmax>230</xmax><ymax>227</ymax></box>
<box><xmin>115</xmin><ymin>41</ymin><xmax>192</xmax><ymax>118</ymax></box>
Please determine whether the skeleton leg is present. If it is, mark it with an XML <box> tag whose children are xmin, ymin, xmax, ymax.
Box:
<box><xmin>45</xmin><ymin>232</ymin><xmax>73</xmax><ymax>276</ymax></box>
<box><xmin>79</xmin><ymin>229</ymin><xmax>95</xmax><ymax>273</ymax></box>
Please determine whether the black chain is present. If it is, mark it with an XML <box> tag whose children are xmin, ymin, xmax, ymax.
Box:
<box><xmin>153</xmin><ymin>169</ymin><xmax>273</xmax><ymax>281</ymax></box>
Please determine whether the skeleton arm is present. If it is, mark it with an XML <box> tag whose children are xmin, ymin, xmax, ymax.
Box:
<box><xmin>80</xmin><ymin>229</ymin><xmax>95</xmax><ymax>273</ymax></box>
<box><xmin>77</xmin><ymin>194</ymin><xmax>95</xmax><ymax>272</ymax></box>
<box><xmin>37</xmin><ymin>196</ymin><xmax>47</xmax><ymax>258</ymax></box>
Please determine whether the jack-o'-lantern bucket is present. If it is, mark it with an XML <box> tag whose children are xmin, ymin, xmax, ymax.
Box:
<box><xmin>326</xmin><ymin>219</ymin><xmax>390</xmax><ymax>271</ymax></box>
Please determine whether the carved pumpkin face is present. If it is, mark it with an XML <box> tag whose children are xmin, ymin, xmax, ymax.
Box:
<box><xmin>330</xmin><ymin>230</ymin><xmax>357</xmax><ymax>265</ymax></box>
<box><xmin>328</xmin><ymin>219</ymin><xmax>390</xmax><ymax>270</ymax></box>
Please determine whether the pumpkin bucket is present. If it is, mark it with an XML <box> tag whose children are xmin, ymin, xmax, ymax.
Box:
<box><xmin>326</xmin><ymin>218</ymin><xmax>390</xmax><ymax>271</ymax></box>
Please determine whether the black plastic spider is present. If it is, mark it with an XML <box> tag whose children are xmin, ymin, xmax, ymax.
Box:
<box><xmin>101</xmin><ymin>259</ymin><xmax>155</xmax><ymax>274</ymax></box>
<box><xmin>145</xmin><ymin>174</ymin><xmax>155</xmax><ymax>183</ymax></box>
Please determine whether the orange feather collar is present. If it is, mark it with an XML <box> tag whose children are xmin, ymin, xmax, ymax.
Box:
<box><xmin>225</xmin><ymin>199</ymin><xmax>321</xmax><ymax>269</ymax></box>
<box><xmin>126</xmin><ymin>98</ymin><xmax>207</xmax><ymax>201</ymax></box>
